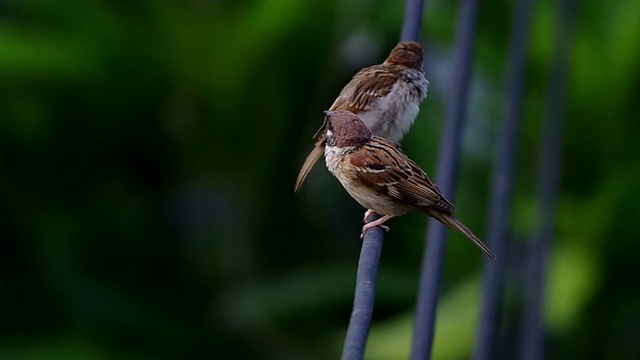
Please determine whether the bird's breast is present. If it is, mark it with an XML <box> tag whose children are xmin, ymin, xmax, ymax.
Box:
<box><xmin>324</xmin><ymin>145</ymin><xmax>352</xmax><ymax>178</ymax></box>
<box><xmin>324</xmin><ymin>146</ymin><xmax>414</xmax><ymax>216</ymax></box>
<box><xmin>362</xmin><ymin>70</ymin><xmax>428</xmax><ymax>143</ymax></box>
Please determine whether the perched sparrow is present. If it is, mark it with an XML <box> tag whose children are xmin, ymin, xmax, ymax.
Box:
<box><xmin>294</xmin><ymin>41</ymin><xmax>429</xmax><ymax>192</ymax></box>
<box><xmin>323</xmin><ymin>110</ymin><xmax>495</xmax><ymax>259</ymax></box>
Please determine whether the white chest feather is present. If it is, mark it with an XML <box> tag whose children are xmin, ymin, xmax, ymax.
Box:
<box><xmin>324</xmin><ymin>145</ymin><xmax>351</xmax><ymax>179</ymax></box>
<box><xmin>360</xmin><ymin>70</ymin><xmax>428</xmax><ymax>143</ymax></box>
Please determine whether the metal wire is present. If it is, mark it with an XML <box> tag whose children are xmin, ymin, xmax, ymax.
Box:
<box><xmin>340</xmin><ymin>1</ymin><xmax>426</xmax><ymax>358</ymax></box>
<box><xmin>519</xmin><ymin>0</ymin><xmax>573</xmax><ymax>358</ymax></box>
<box><xmin>473</xmin><ymin>0</ymin><xmax>535</xmax><ymax>358</ymax></box>
<box><xmin>409</xmin><ymin>0</ymin><xmax>481</xmax><ymax>358</ymax></box>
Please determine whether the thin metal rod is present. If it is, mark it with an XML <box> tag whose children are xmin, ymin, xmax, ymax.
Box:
<box><xmin>519</xmin><ymin>0</ymin><xmax>573</xmax><ymax>359</ymax></box>
<box><xmin>473</xmin><ymin>0</ymin><xmax>534</xmax><ymax>358</ymax></box>
<box><xmin>409</xmin><ymin>0</ymin><xmax>481</xmax><ymax>358</ymax></box>
<box><xmin>340</xmin><ymin>0</ymin><xmax>426</xmax><ymax>358</ymax></box>
<box><xmin>400</xmin><ymin>0</ymin><xmax>426</xmax><ymax>41</ymax></box>
<box><xmin>341</xmin><ymin>216</ymin><xmax>385</xmax><ymax>360</ymax></box>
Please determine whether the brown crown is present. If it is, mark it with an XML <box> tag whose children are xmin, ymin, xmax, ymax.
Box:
<box><xmin>326</xmin><ymin>110</ymin><xmax>373</xmax><ymax>148</ymax></box>
<box><xmin>384</xmin><ymin>41</ymin><xmax>423</xmax><ymax>69</ymax></box>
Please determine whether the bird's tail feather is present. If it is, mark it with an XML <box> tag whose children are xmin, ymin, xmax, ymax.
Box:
<box><xmin>426</xmin><ymin>210</ymin><xmax>495</xmax><ymax>259</ymax></box>
<box><xmin>294</xmin><ymin>145</ymin><xmax>324</xmax><ymax>192</ymax></box>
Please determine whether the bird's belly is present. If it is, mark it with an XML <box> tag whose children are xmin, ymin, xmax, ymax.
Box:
<box><xmin>361</xmin><ymin>85</ymin><xmax>422</xmax><ymax>143</ymax></box>
<box><xmin>325</xmin><ymin>145</ymin><xmax>412</xmax><ymax>216</ymax></box>
<box><xmin>340</xmin><ymin>177</ymin><xmax>413</xmax><ymax>216</ymax></box>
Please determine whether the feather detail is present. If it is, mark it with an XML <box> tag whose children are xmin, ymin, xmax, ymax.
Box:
<box><xmin>295</xmin><ymin>41</ymin><xmax>428</xmax><ymax>192</ymax></box>
<box><xmin>424</xmin><ymin>209</ymin><xmax>496</xmax><ymax>259</ymax></box>
<box><xmin>348</xmin><ymin>138</ymin><xmax>456</xmax><ymax>212</ymax></box>
<box><xmin>331</xmin><ymin>67</ymin><xmax>401</xmax><ymax>113</ymax></box>
<box><xmin>321</xmin><ymin>110</ymin><xmax>495</xmax><ymax>259</ymax></box>
<box><xmin>294</xmin><ymin>144</ymin><xmax>324</xmax><ymax>192</ymax></box>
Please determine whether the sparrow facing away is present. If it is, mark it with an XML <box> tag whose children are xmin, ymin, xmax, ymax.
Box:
<box><xmin>323</xmin><ymin>110</ymin><xmax>495</xmax><ymax>259</ymax></box>
<box><xmin>294</xmin><ymin>41</ymin><xmax>429</xmax><ymax>192</ymax></box>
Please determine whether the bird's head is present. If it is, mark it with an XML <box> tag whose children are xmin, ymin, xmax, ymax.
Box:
<box><xmin>324</xmin><ymin>110</ymin><xmax>373</xmax><ymax>148</ymax></box>
<box><xmin>384</xmin><ymin>41</ymin><xmax>423</xmax><ymax>69</ymax></box>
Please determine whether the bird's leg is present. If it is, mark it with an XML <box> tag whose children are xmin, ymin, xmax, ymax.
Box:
<box><xmin>363</xmin><ymin>209</ymin><xmax>376</xmax><ymax>223</ymax></box>
<box><xmin>360</xmin><ymin>215</ymin><xmax>393</xmax><ymax>239</ymax></box>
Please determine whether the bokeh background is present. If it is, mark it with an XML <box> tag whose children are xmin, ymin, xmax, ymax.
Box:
<box><xmin>1</xmin><ymin>0</ymin><xmax>639</xmax><ymax>359</ymax></box>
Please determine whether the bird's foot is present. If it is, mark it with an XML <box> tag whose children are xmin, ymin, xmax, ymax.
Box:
<box><xmin>360</xmin><ymin>215</ymin><xmax>392</xmax><ymax>239</ymax></box>
<box><xmin>363</xmin><ymin>209</ymin><xmax>376</xmax><ymax>223</ymax></box>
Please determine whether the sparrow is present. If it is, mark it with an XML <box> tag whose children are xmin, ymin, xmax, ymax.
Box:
<box><xmin>323</xmin><ymin>110</ymin><xmax>495</xmax><ymax>259</ymax></box>
<box><xmin>294</xmin><ymin>40</ymin><xmax>429</xmax><ymax>192</ymax></box>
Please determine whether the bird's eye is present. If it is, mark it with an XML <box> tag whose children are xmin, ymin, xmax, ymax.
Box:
<box><xmin>326</xmin><ymin>122</ymin><xmax>334</xmax><ymax>143</ymax></box>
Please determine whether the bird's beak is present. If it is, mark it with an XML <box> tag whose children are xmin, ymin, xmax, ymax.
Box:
<box><xmin>323</xmin><ymin>110</ymin><xmax>334</xmax><ymax>117</ymax></box>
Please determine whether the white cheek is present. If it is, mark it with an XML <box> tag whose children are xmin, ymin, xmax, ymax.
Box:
<box><xmin>326</xmin><ymin>129</ymin><xmax>334</xmax><ymax>143</ymax></box>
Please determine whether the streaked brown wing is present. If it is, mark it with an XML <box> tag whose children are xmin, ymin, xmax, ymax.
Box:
<box><xmin>329</xmin><ymin>65</ymin><xmax>399</xmax><ymax>113</ymax></box>
<box><xmin>348</xmin><ymin>138</ymin><xmax>456</xmax><ymax>212</ymax></box>
<box><xmin>298</xmin><ymin>65</ymin><xmax>401</xmax><ymax>191</ymax></box>
<box><xmin>310</xmin><ymin>66</ymin><xmax>398</xmax><ymax>142</ymax></box>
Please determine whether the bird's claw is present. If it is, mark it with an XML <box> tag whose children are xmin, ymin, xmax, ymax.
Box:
<box><xmin>363</xmin><ymin>209</ymin><xmax>376</xmax><ymax>223</ymax></box>
<box><xmin>360</xmin><ymin>223</ymin><xmax>390</xmax><ymax>239</ymax></box>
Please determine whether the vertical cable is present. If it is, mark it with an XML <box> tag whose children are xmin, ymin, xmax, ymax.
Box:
<box><xmin>400</xmin><ymin>0</ymin><xmax>426</xmax><ymax>41</ymax></box>
<box><xmin>519</xmin><ymin>0</ymin><xmax>573</xmax><ymax>359</ymax></box>
<box><xmin>341</xmin><ymin>1</ymin><xmax>426</xmax><ymax>359</ymax></box>
<box><xmin>473</xmin><ymin>0</ymin><xmax>535</xmax><ymax>359</ymax></box>
<box><xmin>341</xmin><ymin>222</ymin><xmax>386</xmax><ymax>360</ymax></box>
<box><xmin>409</xmin><ymin>0</ymin><xmax>481</xmax><ymax>358</ymax></box>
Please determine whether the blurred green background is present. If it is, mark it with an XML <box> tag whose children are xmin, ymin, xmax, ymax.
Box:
<box><xmin>1</xmin><ymin>0</ymin><xmax>639</xmax><ymax>359</ymax></box>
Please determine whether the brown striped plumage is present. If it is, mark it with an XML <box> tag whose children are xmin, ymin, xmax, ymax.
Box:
<box><xmin>324</xmin><ymin>110</ymin><xmax>495</xmax><ymax>259</ymax></box>
<box><xmin>294</xmin><ymin>41</ymin><xmax>428</xmax><ymax>192</ymax></box>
